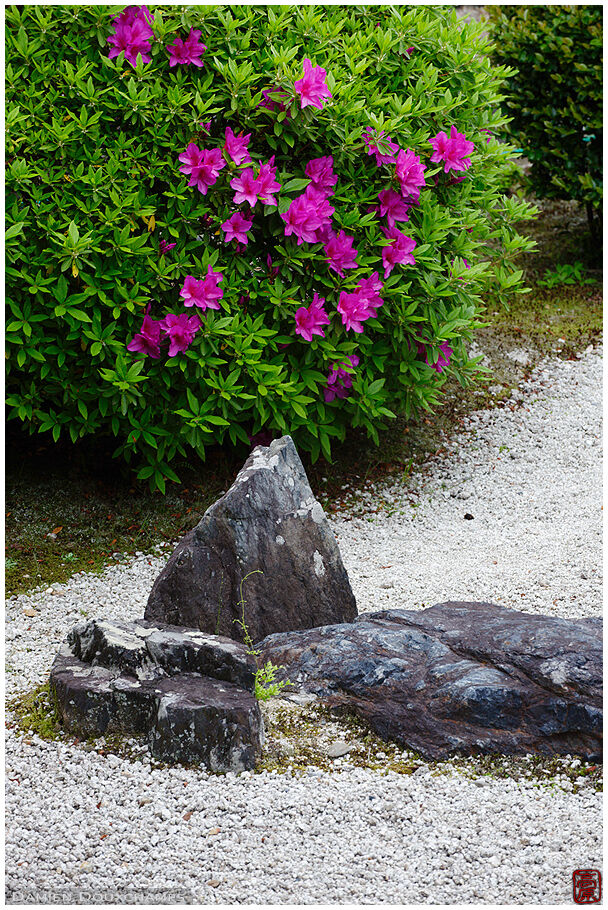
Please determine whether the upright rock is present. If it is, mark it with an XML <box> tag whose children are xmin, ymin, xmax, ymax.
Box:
<box><xmin>145</xmin><ymin>436</ymin><xmax>357</xmax><ymax>643</ymax></box>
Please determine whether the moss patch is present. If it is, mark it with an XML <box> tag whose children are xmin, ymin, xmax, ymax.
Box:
<box><xmin>7</xmin><ymin>682</ymin><xmax>63</xmax><ymax>742</ymax></box>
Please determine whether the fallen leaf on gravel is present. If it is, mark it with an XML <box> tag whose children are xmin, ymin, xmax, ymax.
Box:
<box><xmin>23</xmin><ymin>608</ymin><xmax>37</xmax><ymax>617</ymax></box>
<box><xmin>206</xmin><ymin>881</ymin><xmax>220</xmax><ymax>888</ymax></box>
<box><xmin>183</xmin><ymin>811</ymin><xmax>192</xmax><ymax>821</ymax></box>
<box><xmin>207</xmin><ymin>827</ymin><xmax>221</xmax><ymax>836</ymax></box>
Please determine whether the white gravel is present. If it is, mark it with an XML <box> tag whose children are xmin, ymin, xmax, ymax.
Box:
<box><xmin>5</xmin><ymin>348</ymin><xmax>603</xmax><ymax>904</ymax></box>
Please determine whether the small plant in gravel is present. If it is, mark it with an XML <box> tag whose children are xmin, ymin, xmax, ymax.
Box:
<box><xmin>6</xmin><ymin>5</ymin><xmax>535</xmax><ymax>491</ymax></box>
<box><xmin>232</xmin><ymin>570</ymin><xmax>292</xmax><ymax>702</ymax></box>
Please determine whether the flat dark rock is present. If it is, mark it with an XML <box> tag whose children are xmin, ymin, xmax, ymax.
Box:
<box><xmin>51</xmin><ymin>618</ymin><xmax>262</xmax><ymax>770</ymax></box>
<box><xmin>144</xmin><ymin>435</ymin><xmax>357</xmax><ymax>643</ymax></box>
<box><xmin>256</xmin><ymin>601</ymin><xmax>602</xmax><ymax>761</ymax></box>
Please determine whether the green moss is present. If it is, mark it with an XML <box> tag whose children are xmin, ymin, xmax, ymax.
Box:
<box><xmin>7</xmin><ymin>682</ymin><xmax>63</xmax><ymax>741</ymax></box>
<box><xmin>255</xmin><ymin>702</ymin><xmax>602</xmax><ymax>793</ymax></box>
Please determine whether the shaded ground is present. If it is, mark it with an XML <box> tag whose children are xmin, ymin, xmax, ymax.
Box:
<box><xmin>5</xmin><ymin>200</ymin><xmax>602</xmax><ymax>597</ymax></box>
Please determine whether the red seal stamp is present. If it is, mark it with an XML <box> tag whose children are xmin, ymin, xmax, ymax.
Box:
<box><xmin>573</xmin><ymin>869</ymin><xmax>602</xmax><ymax>904</ymax></box>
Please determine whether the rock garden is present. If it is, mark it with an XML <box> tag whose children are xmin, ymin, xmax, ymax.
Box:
<box><xmin>5</xmin><ymin>4</ymin><xmax>602</xmax><ymax>905</ymax></box>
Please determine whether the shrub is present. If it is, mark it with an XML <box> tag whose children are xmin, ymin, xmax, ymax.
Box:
<box><xmin>6</xmin><ymin>5</ymin><xmax>535</xmax><ymax>491</ymax></box>
<box><xmin>487</xmin><ymin>5</ymin><xmax>602</xmax><ymax>239</ymax></box>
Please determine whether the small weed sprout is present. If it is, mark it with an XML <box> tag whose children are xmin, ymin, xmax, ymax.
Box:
<box><xmin>233</xmin><ymin>570</ymin><xmax>292</xmax><ymax>702</ymax></box>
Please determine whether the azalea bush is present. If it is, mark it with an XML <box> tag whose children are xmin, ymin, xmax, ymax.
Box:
<box><xmin>488</xmin><ymin>5</ymin><xmax>602</xmax><ymax>241</ymax></box>
<box><xmin>6</xmin><ymin>5</ymin><xmax>535</xmax><ymax>491</ymax></box>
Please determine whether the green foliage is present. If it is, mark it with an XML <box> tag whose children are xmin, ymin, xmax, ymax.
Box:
<box><xmin>537</xmin><ymin>262</ymin><xmax>598</xmax><ymax>290</ymax></box>
<box><xmin>6</xmin><ymin>5</ymin><xmax>534</xmax><ymax>490</ymax></box>
<box><xmin>253</xmin><ymin>661</ymin><xmax>292</xmax><ymax>702</ymax></box>
<box><xmin>488</xmin><ymin>6</ymin><xmax>602</xmax><ymax>216</ymax></box>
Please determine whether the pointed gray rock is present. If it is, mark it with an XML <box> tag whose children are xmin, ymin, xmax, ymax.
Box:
<box><xmin>144</xmin><ymin>435</ymin><xmax>357</xmax><ymax>643</ymax></box>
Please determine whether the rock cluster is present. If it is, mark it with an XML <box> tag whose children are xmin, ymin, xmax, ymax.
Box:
<box><xmin>50</xmin><ymin>618</ymin><xmax>263</xmax><ymax>771</ymax></box>
<box><xmin>144</xmin><ymin>435</ymin><xmax>357</xmax><ymax>643</ymax></box>
<box><xmin>257</xmin><ymin>601</ymin><xmax>602</xmax><ymax>761</ymax></box>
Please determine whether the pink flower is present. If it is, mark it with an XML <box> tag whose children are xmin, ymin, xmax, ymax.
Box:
<box><xmin>324</xmin><ymin>355</ymin><xmax>360</xmax><ymax>402</ymax></box>
<box><xmin>324</xmin><ymin>230</ymin><xmax>358</xmax><ymax>277</ymax></box>
<box><xmin>294</xmin><ymin>58</ymin><xmax>332</xmax><ymax>110</ymax></box>
<box><xmin>395</xmin><ymin>149</ymin><xmax>426</xmax><ymax>198</ymax></box>
<box><xmin>180</xmin><ymin>267</ymin><xmax>224</xmax><ymax>311</ymax></box>
<box><xmin>127</xmin><ymin>313</ymin><xmax>162</xmax><ymax>358</ymax></box>
<box><xmin>295</xmin><ymin>293</ymin><xmax>330</xmax><ymax>342</ymax></box>
<box><xmin>417</xmin><ymin>340</ymin><xmax>453</xmax><ymax>373</ymax></box>
<box><xmin>167</xmin><ymin>28</ymin><xmax>206</xmax><ymax>67</ymax></box>
<box><xmin>356</xmin><ymin>271</ymin><xmax>384</xmax><ymax>312</ymax></box>
<box><xmin>315</xmin><ymin>225</ymin><xmax>335</xmax><ymax>245</ymax></box>
<box><xmin>221</xmin><ymin>212</ymin><xmax>253</xmax><ymax>245</ymax></box>
<box><xmin>363</xmin><ymin>128</ymin><xmax>399</xmax><ymax>167</ymax></box>
<box><xmin>223</xmin><ymin>127</ymin><xmax>251</xmax><ymax>165</ymax></box>
<box><xmin>382</xmin><ymin>226</ymin><xmax>416</xmax><ymax>277</ymax></box>
<box><xmin>377</xmin><ymin>189</ymin><xmax>411</xmax><ymax>227</ymax></box>
<box><xmin>161</xmin><ymin>313</ymin><xmax>201</xmax><ymax>357</ymax></box>
<box><xmin>178</xmin><ymin>144</ymin><xmax>225</xmax><ymax>195</ymax></box>
<box><xmin>305</xmin><ymin>156</ymin><xmax>338</xmax><ymax>195</ymax></box>
<box><xmin>337</xmin><ymin>274</ymin><xmax>384</xmax><ymax>333</ymax></box>
<box><xmin>281</xmin><ymin>186</ymin><xmax>334</xmax><ymax>246</ymax></box>
<box><xmin>256</xmin><ymin>157</ymin><xmax>281</xmax><ymax>206</ymax></box>
<box><xmin>230</xmin><ymin>168</ymin><xmax>261</xmax><ymax>206</ymax></box>
<box><xmin>429</xmin><ymin>126</ymin><xmax>474</xmax><ymax>173</ymax></box>
<box><xmin>107</xmin><ymin>15</ymin><xmax>153</xmax><ymax>67</ymax></box>
<box><xmin>158</xmin><ymin>239</ymin><xmax>176</xmax><ymax>256</ymax></box>
<box><xmin>111</xmin><ymin>6</ymin><xmax>154</xmax><ymax>29</ymax></box>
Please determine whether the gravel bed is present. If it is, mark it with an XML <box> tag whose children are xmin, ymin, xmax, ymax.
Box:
<box><xmin>5</xmin><ymin>348</ymin><xmax>603</xmax><ymax>904</ymax></box>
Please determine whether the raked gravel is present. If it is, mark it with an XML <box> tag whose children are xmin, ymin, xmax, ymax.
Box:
<box><xmin>5</xmin><ymin>347</ymin><xmax>603</xmax><ymax>904</ymax></box>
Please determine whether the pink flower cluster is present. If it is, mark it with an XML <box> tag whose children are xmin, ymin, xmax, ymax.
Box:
<box><xmin>294</xmin><ymin>293</ymin><xmax>330</xmax><ymax>342</ymax></box>
<box><xmin>127</xmin><ymin>311</ymin><xmax>202</xmax><ymax>359</ymax></box>
<box><xmin>180</xmin><ymin>267</ymin><xmax>224</xmax><ymax>311</ymax></box>
<box><xmin>224</xmin><ymin>127</ymin><xmax>251</xmax><ymax>165</ymax></box>
<box><xmin>178</xmin><ymin>143</ymin><xmax>225</xmax><ymax>195</ymax></box>
<box><xmin>429</xmin><ymin>126</ymin><xmax>474</xmax><ymax>173</ymax></box>
<box><xmin>395</xmin><ymin>149</ymin><xmax>426</xmax><ymax>200</ymax></box>
<box><xmin>221</xmin><ymin>212</ymin><xmax>253</xmax><ymax>246</ymax></box>
<box><xmin>281</xmin><ymin>184</ymin><xmax>335</xmax><ymax>246</ymax></box>
<box><xmin>324</xmin><ymin>355</ymin><xmax>360</xmax><ymax>403</ymax></box>
<box><xmin>294</xmin><ymin>59</ymin><xmax>332</xmax><ymax>110</ymax></box>
<box><xmin>167</xmin><ymin>28</ymin><xmax>206</xmax><ymax>67</ymax></box>
<box><xmin>230</xmin><ymin>157</ymin><xmax>281</xmax><ymax>207</ymax></box>
<box><xmin>382</xmin><ymin>225</ymin><xmax>416</xmax><ymax>278</ymax></box>
<box><xmin>337</xmin><ymin>272</ymin><xmax>384</xmax><ymax>333</ymax></box>
<box><xmin>107</xmin><ymin>6</ymin><xmax>154</xmax><ymax>67</ymax></box>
